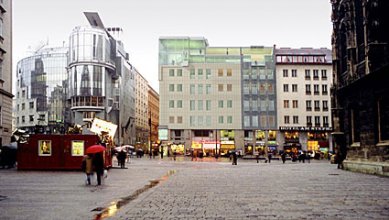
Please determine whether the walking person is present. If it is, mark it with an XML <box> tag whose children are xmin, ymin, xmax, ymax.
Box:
<box><xmin>268</xmin><ymin>151</ymin><xmax>272</xmax><ymax>163</ymax></box>
<box><xmin>93</xmin><ymin>153</ymin><xmax>104</xmax><ymax>186</ymax></box>
<box><xmin>173</xmin><ymin>150</ymin><xmax>177</xmax><ymax>161</ymax></box>
<box><xmin>118</xmin><ymin>149</ymin><xmax>126</xmax><ymax>168</ymax></box>
<box><xmin>306</xmin><ymin>151</ymin><xmax>311</xmax><ymax>163</ymax></box>
<box><xmin>281</xmin><ymin>152</ymin><xmax>287</xmax><ymax>164</ymax></box>
<box><xmin>82</xmin><ymin>154</ymin><xmax>94</xmax><ymax>185</ymax></box>
<box><xmin>232</xmin><ymin>151</ymin><xmax>238</xmax><ymax>165</ymax></box>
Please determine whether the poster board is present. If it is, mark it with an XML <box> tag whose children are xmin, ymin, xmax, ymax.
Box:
<box><xmin>90</xmin><ymin>118</ymin><xmax>117</xmax><ymax>137</ymax></box>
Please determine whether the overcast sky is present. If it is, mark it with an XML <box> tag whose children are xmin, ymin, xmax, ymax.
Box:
<box><xmin>13</xmin><ymin>0</ymin><xmax>333</xmax><ymax>91</ymax></box>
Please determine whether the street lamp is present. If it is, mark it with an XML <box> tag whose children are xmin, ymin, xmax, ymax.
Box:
<box><xmin>148</xmin><ymin>110</ymin><xmax>152</xmax><ymax>159</ymax></box>
<box><xmin>215</xmin><ymin>129</ymin><xmax>218</xmax><ymax>159</ymax></box>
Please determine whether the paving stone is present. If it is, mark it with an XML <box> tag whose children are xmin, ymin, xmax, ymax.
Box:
<box><xmin>0</xmin><ymin>158</ymin><xmax>388</xmax><ymax>219</ymax></box>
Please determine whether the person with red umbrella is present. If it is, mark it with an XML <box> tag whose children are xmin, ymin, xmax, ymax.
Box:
<box><xmin>92</xmin><ymin>152</ymin><xmax>104</xmax><ymax>185</ymax></box>
<box><xmin>86</xmin><ymin>144</ymin><xmax>106</xmax><ymax>185</ymax></box>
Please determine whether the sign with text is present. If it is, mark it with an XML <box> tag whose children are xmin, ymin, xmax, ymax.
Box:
<box><xmin>279</xmin><ymin>126</ymin><xmax>333</xmax><ymax>132</ymax></box>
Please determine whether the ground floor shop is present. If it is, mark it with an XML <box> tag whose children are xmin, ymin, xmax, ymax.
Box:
<box><xmin>278</xmin><ymin>126</ymin><xmax>333</xmax><ymax>158</ymax></box>
<box><xmin>160</xmin><ymin>128</ymin><xmax>333</xmax><ymax>157</ymax></box>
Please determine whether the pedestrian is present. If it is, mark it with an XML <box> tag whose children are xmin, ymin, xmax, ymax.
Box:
<box><xmin>232</xmin><ymin>151</ymin><xmax>238</xmax><ymax>165</ymax></box>
<box><xmin>92</xmin><ymin>153</ymin><xmax>104</xmax><ymax>185</ymax></box>
<box><xmin>173</xmin><ymin>150</ymin><xmax>177</xmax><ymax>161</ymax></box>
<box><xmin>256</xmin><ymin>153</ymin><xmax>260</xmax><ymax>163</ymax></box>
<box><xmin>82</xmin><ymin>154</ymin><xmax>94</xmax><ymax>185</ymax></box>
<box><xmin>268</xmin><ymin>152</ymin><xmax>272</xmax><ymax>163</ymax></box>
<box><xmin>306</xmin><ymin>151</ymin><xmax>311</xmax><ymax>163</ymax></box>
<box><xmin>281</xmin><ymin>152</ymin><xmax>287</xmax><ymax>164</ymax></box>
<box><xmin>118</xmin><ymin>150</ymin><xmax>126</xmax><ymax>168</ymax></box>
<box><xmin>160</xmin><ymin>147</ymin><xmax>164</xmax><ymax>159</ymax></box>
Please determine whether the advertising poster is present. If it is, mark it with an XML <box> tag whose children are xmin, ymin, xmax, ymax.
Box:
<box><xmin>72</xmin><ymin>140</ymin><xmax>84</xmax><ymax>156</ymax></box>
<box><xmin>38</xmin><ymin>140</ymin><xmax>52</xmax><ymax>156</ymax></box>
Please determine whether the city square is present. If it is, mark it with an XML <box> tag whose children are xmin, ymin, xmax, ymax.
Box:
<box><xmin>1</xmin><ymin>157</ymin><xmax>388</xmax><ymax>219</ymax></box>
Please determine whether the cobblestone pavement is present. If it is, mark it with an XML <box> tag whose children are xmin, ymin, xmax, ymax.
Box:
<box><xmin>1</xmin><ymin>157</ymin><xmax>388</xmax><ymax>220</ymax></box>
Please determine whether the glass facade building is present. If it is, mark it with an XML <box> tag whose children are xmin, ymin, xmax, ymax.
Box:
<box><xmin>15</xmin><ymin>46</ymin><xmax>68</xmax><ymax>133</ymax></box>
<box><xmin>68</xmin><ymin>26</ymin><xmax>114</xmax><ymax>112</ymax></box>
<box><xmin>67</xmin><ymin>13</ymin><xmax>136</xmax><ymax>145</ymax></box>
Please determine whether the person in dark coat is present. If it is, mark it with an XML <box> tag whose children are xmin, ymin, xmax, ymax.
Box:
<box><xmin>281</xmin><ymin>152</ymin><xmax>287</xmax><ymax>164</ymax></box>
<box><xmin>232</xmin><ymin>151</ymin><xmax>238</xmax><ymax>165</ymax></box>
<box><xmin>82</xmin><ymin>154</ymin><xmax>94</xmax><ymax>185</ymax></box>
<box><xmin>92</xmin><ymin>153</ymin><xmax>104</xmax><ymax>185</ymax></box>
<box><xmin>117</xmin><ymin>150</ymin><xmax>126</xmax><ymax>168</ymax></box>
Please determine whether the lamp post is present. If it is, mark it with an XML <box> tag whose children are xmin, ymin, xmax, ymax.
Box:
<box><xmin>215</xmin><ymin>129</ymin><xmax>218</xmax><ymax>159</ymax></box>
<box><xmin>148</xmin><ymin>110</ymin><xmax>152</xmax><ymax>159</ymax></box>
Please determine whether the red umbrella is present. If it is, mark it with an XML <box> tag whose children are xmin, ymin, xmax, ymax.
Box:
<box><xmin>86</xmin><ymin>145</ymin><xmax>106</xmax><ymax>154</ymax></box>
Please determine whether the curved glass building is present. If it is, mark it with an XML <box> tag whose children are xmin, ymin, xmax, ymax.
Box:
<box><xmin>67</xmin><ymin>12</ymin><xmax>136</xmax><ymax>145</ymax></box>
<box><xmin>67</xmin><ymin>25</ymin><xmax>114</xmax><ymax>118</ymax></box>
<box><xmin>15</xmin><ymin>46</ymin><xmax>68</xmax><ymax>133</ymax></box>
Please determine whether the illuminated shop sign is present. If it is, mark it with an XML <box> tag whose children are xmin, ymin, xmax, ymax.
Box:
<box><xmin>279</xmin><ymin>126</ymin><xmax>333</xmax><ymax>132</ymax></box>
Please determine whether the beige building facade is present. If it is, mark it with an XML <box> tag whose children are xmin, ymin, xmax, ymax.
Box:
<box><xmin>275</xmin><ymin>48</ymin><xmax>333</xmax><ymax>154</ymax></box>
<box><xmin>135</xmin><ymin>69</ymin><xmax>150</xmax><ymax>150</ymax></box>
<box><xmin>0</xmin><ymin>0</ymin><xmax>13</xmax><ymax>145</ymax></box>
<box><xmin>159</xmin><ymin>37</ymin><xmax>275</xmax><ymax>156</ymax></box>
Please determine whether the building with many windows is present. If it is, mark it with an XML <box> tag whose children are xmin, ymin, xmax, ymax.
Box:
<box><xmin>135</xmin><ymin>69</ymin><xmax>150</xmax><ymax>150</ymax></box>
<box><xmin>331</xmin><ymin>0</ymin><xmax>389</xmax><ymax>175</ymax></box>
<box><xmin>67</xmin><ymin>12</ymin><xmax>135</xmax><ymax>145</ymax></box>
<box><xmin>148</xmin><ymin>85</ymin><xmax>159</xmax><ymax>152</ymax></box>
<box><xmin>275</xmin><ymin>48</ymin><xmax>333</xmax><ymax>154</ymax></box>
<box><xmin>0</xmin><ymin>0</ymin><xmax>12</xmax><ymax>145</ymax></box>
<box><xmin>159</xmin><ymin>37</ymin><xmax>275</xmax><ymax>156</ymax></box>
<box><xmin>15</xmin><ymin>46</ymin><xmax>68</xmax><ymax>134</ymax></box>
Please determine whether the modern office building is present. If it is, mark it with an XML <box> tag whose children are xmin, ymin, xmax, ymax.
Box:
<box><xmin>331</xmin><ymin>0</ymin><xmax>389</xmax><ymax>174</ymax></box>
<box><xmin>67</xmin><ymin>12</ymin><xmax>135</xmax><ymax>145</ymax></box>
<box><xmin>275</xmin><ymin>48</ymin><xmax>333</xmax><ymax>154</ymax></box>
<box><xmin>0</xmin><ymin>0</ymin><xmax>12</xmax><ymax>145</ymax></box>
<box><xmin>159</xmin><ymin>37</ymin><xmax>275</xmax><ymax>156</ymax></box>
<box><xmin>14</xmin><ymin>46</ymin><xmax>68</xmax><ymax>134</ymax></box>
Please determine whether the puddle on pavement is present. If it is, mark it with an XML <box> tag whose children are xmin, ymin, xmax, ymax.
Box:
<box><xmin>93</xmin><ymin>170</ymin><xmax>176</xmax><ymax>220</ymax></box>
